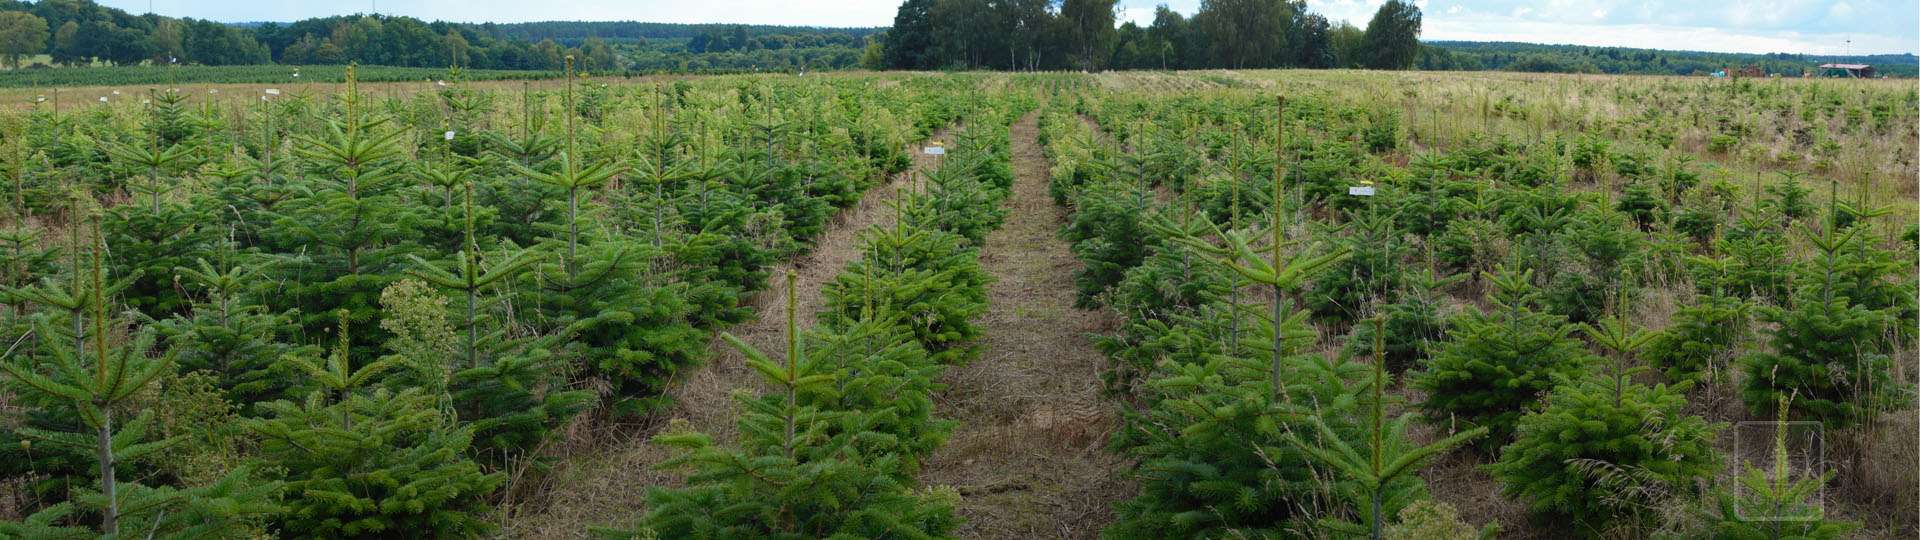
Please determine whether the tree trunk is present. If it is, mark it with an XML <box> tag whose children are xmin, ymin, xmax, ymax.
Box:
<box><xmin>96</xmin><ymin>406</ymin><xmax>117</xmax><ymax>535</ymax></box>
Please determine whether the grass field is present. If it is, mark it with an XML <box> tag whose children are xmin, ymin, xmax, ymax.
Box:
<box><xmin>0</xmin><ymin>69</ymin><xmax>1912</xmax><ymax>539</ymax></box>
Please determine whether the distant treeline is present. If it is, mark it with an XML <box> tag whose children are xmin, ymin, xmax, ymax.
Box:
<box><xmin>477</xmin><ymin>21</ymin><xmax>879</xmax><ymax>44</ymax></box>
<box><xmin>0</xmin><ymin>0</ymin><xmax>1904</xmax><ymax>78</ymax></box>
<box><xmin>873</xmin><ymin>0</ymin><xmax>1425</xmax><ymax>71</ymax></box>
<box><xmin>0</xmin><ymin>0</ymin><xmax>874</xmax><ymax>72</ymax></box>
<box><xmin>1421</xmin><ymin>41</ymin><xmax>1918</xmax><ymax>78</ymax></box>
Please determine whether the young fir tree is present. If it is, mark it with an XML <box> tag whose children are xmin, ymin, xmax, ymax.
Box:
<box><xmin>1343</xmin><ymin>263</ymin><xmax>1460</xmax><ymax>374</ymax></box>
<box><xmin>1290</xmin><ymin>318</ymin><xmax>1486</xmax><ymax>539</ymax></box>
<box><xmin>101</xmin><ymin>92</ymin><xmax>204</xmax><ymax>316</ymax></box>
<box><xmin>1489</xmin><ymin>313</ymin><xmax>1720</xmax><ymax>535</ymax></box>
<box><xmin>98</xmin><ymin>196</ymin><xmax>217</xmax><ymax>317</ymax></box>
<box><xmin>1098</xmin><ymin>210</ymin><xmax>1235</xmax><ymax>392</ymax></box>
<box><xmin>613</xmin><ymin>273</ymin><xmax>959</xmax><ymax>539</ymax></box>
<box><xmin>267</xmin><ymin>65</ymin><xmax>420</xmax><ymax>348</ymax></box>
<box><xmin>1109</xmin><ymin>103</ymin><xmax>1363</xmax><ymax>537</ymax></box>
<box><xmin>1644</xmin><ymin>255</ymin><xmax>1751</xmax><ymax>384</ymax></box>
<box><xmin>403</xmin><ymin>182</ymin><xmax>593</xmax><ymax>460</ymax></box>
<box><xmin>246</xmin><ymin>311</ymin><xmax>503</xmax><ymax>538</ymax></box>
<box><xmin>1704</xmin><ymin>397</ymin><xmax>1858</xmax><ymax>539</ymax></box>
<box><xmin>1061</xmin><ymin>177</ymin><xmax>1155</xmax><ymax>308</ymax></box>
<box><xmin>3</xmin><ymin>194</ymin><xmax>141</xmax><ymax>498</ymax></box>
<box><xmin>1412</xmin><ymin>266</ymin><xmax>1594</xmax><ymax>448</ymax></box>
<box><xmin>0</xmin><ymin>210</ymin><xmax>280</xmax><ymax>537</ymax></box>
<box><xmin>820</xmin><ymin>219</ymin><xmax>991</xmax><ymax>365</ymax></box>
<box><xmin>625</xmin><ymin>99</ymin><xmax>771</xmax><ymax>328</ymax></box>
<box><xmin>515</xmin><ymin>58</ymin><xmax>706</xmax><ymax>416</ymax></box>
<box><xmin>157</xmin><ymin>253</ymin><xmax>312</xmax><ymax>404</ymax></box>
<box><xmin>799</xmin><ymin>313</ymin><xmax>953</xmax><ymax>477</ymax></box>
<box><xmin>1740</xmin><ymin>224</ymin><xmax>1905</xmax><ymax>430</ymax></box>
<box><xmin>1104</xmin><ymin>305</ymin><xmax>1361</xmax><ymax>538</ymax></box>
<box><xmin>1306</xmin><ymin>209</ymin><xmax>1408</xmax><ymax>327</ymax></box>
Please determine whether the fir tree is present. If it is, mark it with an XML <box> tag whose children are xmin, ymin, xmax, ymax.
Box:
<box><xmin>1062</xmin><ymin>179</ymin><xmax>1154</xmax><ymax>308</ymax></box>
<box><xmin>402</xmin><ymin>184</ymin><xmax>592</xmax><ymax>460</ymax></box>
<box><xmin>1412</xmin><ymin>266</ymin><xmax>1594</xmax><ymax>448</ymax></box>
<box><xmin>1644</xmin><ymin>255</ymin><xmax>1750</xmax><ymax>384</ymax></box>
<box><xmin>246</xmin><ymin>312</ymin><xmax>503</xmax><ymax>538</ymax></box>
<box><xmin>620</xmin><ymin>273</ymin><xmax>959</xmax><ymax>539</ymax></box>
<box><xmin>821</xmin><ymin>222</ymin><xmax>991</xmax><ymax>365</ymax></box>
<box><xmin>158</xmin><ymin>255</ymin><xmax>311</xmax><ymax>403</ymax></box>
<box><xmin>1342</xmin><ymin>264</ymin><xmax>1459</xmax><ymax>374</ymax></box>
<box><xmin>267</xmin><ymin>65</ymin><xmax>420</xmax><ymax>347</ymax></box>
<box><xmin>1290</xmin><ymin>318</ymin><xmax>1486</xmax><ymax>539</ymax></box>
<box><xmin>514</xmin><ymin>60</ymin><xmax>704</xmax><ymax>416</ymax></box>
<box><xmin>1489</xmin><ymin>314</ymin><xmax>1720</xmax><ymax>535</ymax></box>
<box><xmin>0</xmin><ymin>211</ymin><xmax>280</xmax><ymax>536</ymax></box>
<box><xmin>1704</xmin><ymin>398</ymin><xmax>1857</xmax><ymax>540</ymax></box>
<box><xmin>1740</xmin><ymin>224</ymin><xmax>1906</xmax><ymax>430</ymax></box>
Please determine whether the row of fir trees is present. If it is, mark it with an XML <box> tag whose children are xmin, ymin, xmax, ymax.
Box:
<box><xmin>0</xmin><ymin>64</ymin><xmax>1004</xmax><ymax>536</ymax></box>
<box><xmin>1039</xmin><ymin>84</ymin><xmax>1908</xmax><ymax>538</ymax></box>
<box><xmin>595</xmin><ymin>87</ymin><xmax>1034</xmax><ymax>538</ymax></box>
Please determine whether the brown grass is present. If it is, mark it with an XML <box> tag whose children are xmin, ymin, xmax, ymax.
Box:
<box><xmin>918</xmin><ymin>113</ymin><xmax>1134</xmax><ymax>539</ymax></box>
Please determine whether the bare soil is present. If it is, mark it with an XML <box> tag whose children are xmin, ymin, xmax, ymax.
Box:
<box><xmin>918</xmin><ymin>113</ymin><xmax>1134</xmax><ymax>539</ymax></box>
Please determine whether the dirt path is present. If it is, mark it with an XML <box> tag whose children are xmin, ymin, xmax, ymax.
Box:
<box><xmin>919</xmin><ymin>114</ymin><xmax>1133</xmax><ymax>539</ymax></box>
<box><xmin>509</xmin><ymin>130</ymin><xmax>953</xmax><ymax>538</ymax></box>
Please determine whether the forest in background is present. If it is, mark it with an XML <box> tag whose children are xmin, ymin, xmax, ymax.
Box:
<box><xmin>0</xmin><ymin>0</ymin><xmax>1906</xmax><ymax>83</ymax></box>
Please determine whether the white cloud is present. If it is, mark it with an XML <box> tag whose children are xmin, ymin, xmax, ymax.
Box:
<box><xmin>1513</xmin><ymin>7</ymin><xmax>1535</xmax><ymax>17</ymax></box>
<box><xmin>1116</xmin><ymin>6</ymin><xmax>1156</xmax><ymax>28</ymax></box>
<box><xmin>1426</xmin><ymin>11</ymin><xmax>1912</xmax><ymax>54</ymax></box>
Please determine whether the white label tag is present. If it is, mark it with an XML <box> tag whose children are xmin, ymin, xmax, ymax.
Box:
<box><xmin>922</xmin><ymin>146</ymin><xmax>945</xmax><ymax>155</ymax></box>
<box><xmin>444</xmin><ymin>131</ymin><xmax>457</xmax><ymax>141</ymax></box>
<box><xmin>1348</xmin><ymin>186</ymin><xmax>1376</xmax><ymax>196</ymax></box>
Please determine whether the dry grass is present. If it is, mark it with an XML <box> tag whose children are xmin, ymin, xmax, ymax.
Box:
<box><xmin>918</xmin><ymin>114</ymin><xmax>1134</xmax><ymax>539</ymax></box>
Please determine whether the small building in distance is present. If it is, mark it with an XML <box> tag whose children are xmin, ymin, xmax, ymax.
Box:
<box><xmin>1817</xmin><ymin>63</ymin><xmax>1875</xmax><ymax>78</ymax></box>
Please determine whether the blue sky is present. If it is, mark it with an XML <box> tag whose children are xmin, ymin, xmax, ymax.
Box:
<box><xmin>96</xmin><ymin>0</ymin><xmax>1917</xmax><ymax>54</ymax></box>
